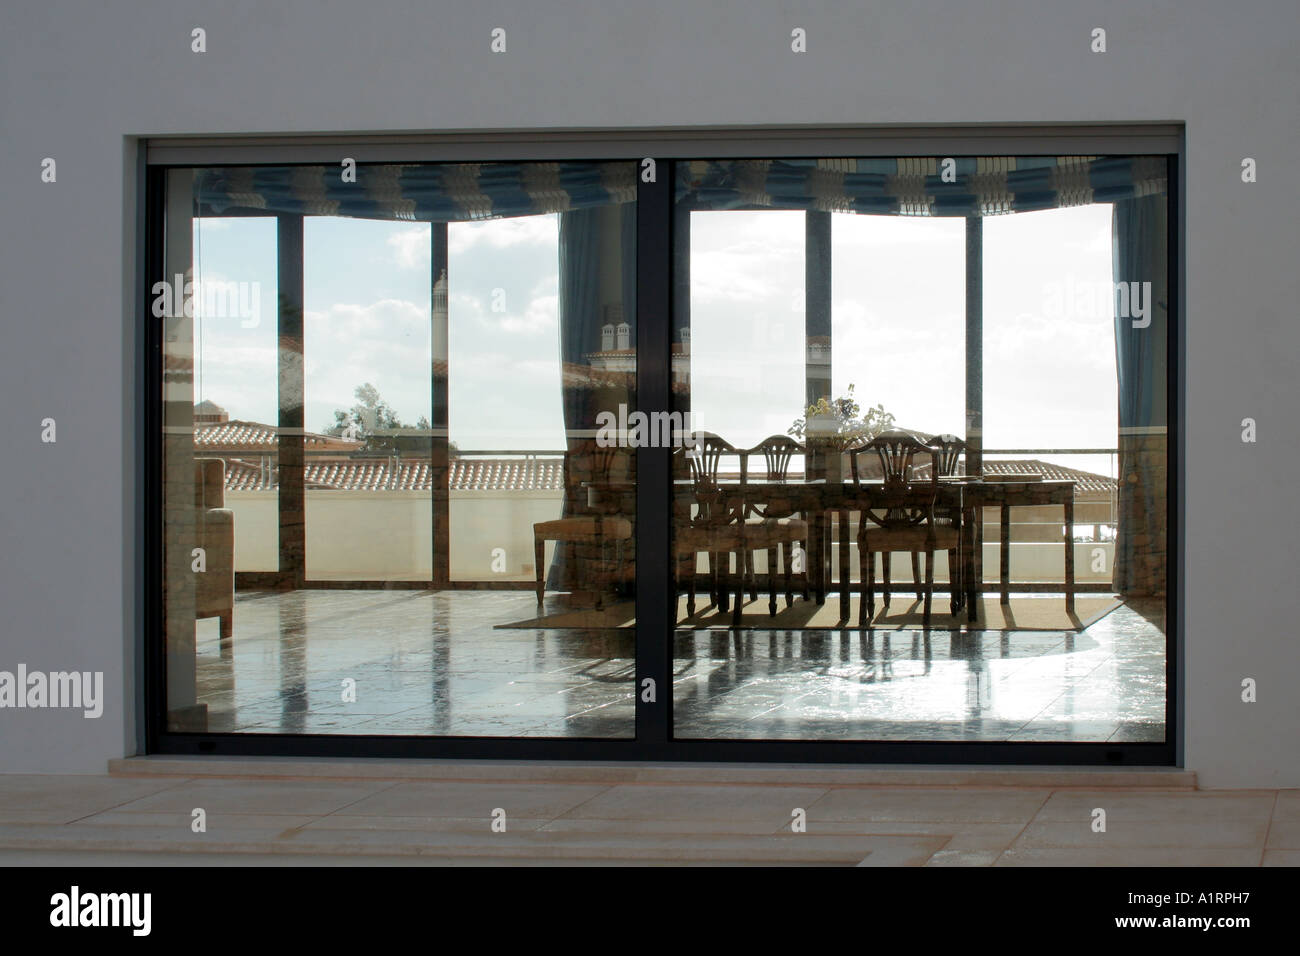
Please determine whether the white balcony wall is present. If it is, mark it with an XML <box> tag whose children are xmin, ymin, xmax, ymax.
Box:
<box><xmin>228</xmin><ymin>491</ymin><xmax>1112</xmax><ymax>585</ymax></box>
<box><xmin>225</xmin><ymin>490</ymin><xmax>564</xmax><ymax>581</ymax></box>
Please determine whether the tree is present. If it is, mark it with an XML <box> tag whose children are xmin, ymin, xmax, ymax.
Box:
<box><xmin>324</xmin><ymin>383</ymin><xmax>442</xmax><ymax>454</ymax></box>
<box><xmin>324</xmin><ymin>383</ymin><xmax>404</xmax><ymax>438</ymax></box>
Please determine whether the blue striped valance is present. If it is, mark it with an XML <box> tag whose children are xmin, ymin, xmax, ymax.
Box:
<box><xmin>677</xmin><ymin>156</ymin><xmax>1168</xmax><ymax>217</ymax></box>
<box><xmin>194</xmin><ymin>161</ymin><xmax>637</xmax><ymax>221</ymax></box>
<box><xmin>194</xmin><ymin>156</ymin><xmax>1168</xmax><ymax>221</ymax></box>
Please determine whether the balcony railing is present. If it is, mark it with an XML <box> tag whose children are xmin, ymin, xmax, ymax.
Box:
<box><xmin>219</xmin><ymin>446</ymin><xmax>1122</xmax><ymax>584</ymax></box>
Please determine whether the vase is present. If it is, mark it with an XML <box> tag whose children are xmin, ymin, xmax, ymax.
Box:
<box><xmin>827</xmin><ymin>450</ymin><xmax>845</xmax><ymax>484</ymax></box>
<box><xmin>809</xmin><ymin>443</ymin><xmax>844</xmax><ymax>483</ymax></box>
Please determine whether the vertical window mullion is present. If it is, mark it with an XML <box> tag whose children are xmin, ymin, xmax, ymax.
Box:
<box><xmin>635</xmin><ymin>161</ymin><xmax>673</xmax><ymax>750</ymax></box>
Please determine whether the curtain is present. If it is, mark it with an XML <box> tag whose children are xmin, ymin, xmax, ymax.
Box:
<box><xmin>620</xmin><ymin>202</ymin><xmax>637</xmax><ymax>334</ymax></box>
<box><xmin>547</xmin><ymin>207</ymin><xmax>605</xmax><ymax>591</ymax></box>
<box><xmin>678</xmin><ymin>157</ymin><xmax>1168</xmax><ymax>218</ymax></box>
<box><xmin>195</xmin><ymin>162</ymin><xmax>636</xmax><ymax>221</ymax></box>
<box><xmin>1111</xmin><ymin>194</ymin><xmax>1169</xmax><ymax>596</ymax></box>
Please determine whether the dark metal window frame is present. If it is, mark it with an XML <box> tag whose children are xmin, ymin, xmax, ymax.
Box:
<box><xmin>142</xmin><ymin>125</ymin><xmax>1182</xmax><ymax>766</ymax></box>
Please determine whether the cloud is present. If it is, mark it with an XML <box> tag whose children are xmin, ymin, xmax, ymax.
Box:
<box><xmin>448</xmin><ymin>214</ymin><xmax>558</xmax><ymax>254</ymax></box>
<box><xmin>299</xmin><ymin>298</ymin><xmax>432</xmax><ymax>426</ymax></box>
<box><xmin>386</xmin><ymin>226</ymin><xmax>431</xmax><ymax>270</ymax></box>
<box><xmin>450</xmin><ymin>289</ymin><xmax>558</xmax><ymax>337</ymax></box>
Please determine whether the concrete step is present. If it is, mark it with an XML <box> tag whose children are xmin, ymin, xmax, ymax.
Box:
<box><xmin>0</xmin><ymin>822</ymin><xmax>950</xmax><ymax>866</ymax></box>
<box><xmin>110</xmin><ymin>756</ymin><xmax>1197</xmax><ymax>790</ymax></box>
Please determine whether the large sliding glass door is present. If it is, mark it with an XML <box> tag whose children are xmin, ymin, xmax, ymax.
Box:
<box><xmin>668</xmin><ymin>157</ymin><xmax>1169</xmax><ymax>746</ymax></box>
<box><xmin>157</xmin><ymin>161</ymin><xmax>638</xmax><ymax>740</ymax></box>
<box><xmin>149</xmin><ymin>146</ymin><xmax>1174</xmax><ymax>762</ymax></box>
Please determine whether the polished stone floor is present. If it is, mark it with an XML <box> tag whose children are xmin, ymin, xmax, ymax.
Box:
<box><xmin>192</xmin><ymin>590</ymin><xmax>1165</xmax><ymax>742</ymax></box>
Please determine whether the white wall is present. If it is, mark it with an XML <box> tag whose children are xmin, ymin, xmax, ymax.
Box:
<box><xmin>228</xmin><ymin>490</ymin><xmax>1112</xmax><ymax>583</ymax></box>
<box><xmin>1</xmin><ymin>1</ymin><xmax>1297</xmax><ymax>785</ymax></box>
<box><xmin>225</xmin><ymin>490</ymin><xmax>563</xmax><ymax>580</ymax></box>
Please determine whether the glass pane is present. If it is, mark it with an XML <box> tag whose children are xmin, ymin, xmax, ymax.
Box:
<box><xmin>303</xmin><ymin>217</ymin><xmax>432</xmax><ymax>581</ymax></box>
<box><xmin>984</xmin><ymin>203</ymin><xmax>1122</xmax><ymax>591</ymax></box>
<box><xmin>447</xmin><ymin>214</ymin><xmax>564</xmax><ymax>582</ymax></box>
<box><xmin>671</xmin><ymin>156</ymin><xmax>1168</xmax><ymax>745</ymax></box>
<box><xmin>831</xmin><ymin>214</ymin><xmax>966</xmax><ymax>438</ymax></box>
<box><xmin>191</xmin><ymin>216</ymin><xmax>280</xmax><ymax>575</ymax></box>
<box><xmin>161</xmin><ymin>162</ymin><xmax>638</xmax><ymax>739</ymax></box>
<box><xmin>687</xmin><ymin>210</ymin><xmax>806</xmax><ymax>447</ymax></box>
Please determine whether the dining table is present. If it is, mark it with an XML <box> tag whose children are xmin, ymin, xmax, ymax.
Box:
<box><xmin>586</xmin><ymin>475</ymin><xmax>1076</xmax><ymax>622</ymax></box>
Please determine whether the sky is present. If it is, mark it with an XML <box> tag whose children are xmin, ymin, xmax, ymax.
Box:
<box><xmin>688</xmin><ymin>204</ymin><xmax>1119</xmax><ymax>475</ymax></box>
<box><xmin>188</xmin><ymin>201</ymin><xmax>1119</xmax><ymax>476</ymax></box>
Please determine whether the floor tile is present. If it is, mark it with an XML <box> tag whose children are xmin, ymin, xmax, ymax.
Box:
<box><xmin>809</xmin><ymin>787</ymin><xmax>1050</xmax><ymax>824</ymax></box>
<box><xmin>108</xmin><ymin>778</ymin><xmax>394</xmax><ymax>816</ymax></box>
<box><xmin>330</xmin><ymin>782</ymin><xmax>610</xmax><ymax>819</ymax></box>
<box><xmin>0</xmin><ymin>774</ymin><xmax>190</xmax><ymax>824</ymax></box>
<box><xmin>558</xmin><ymin>784</ymin><xmax>829</xmax><ymax>823</ymax></box>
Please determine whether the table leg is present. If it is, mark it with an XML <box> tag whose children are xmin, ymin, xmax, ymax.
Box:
<box><xmin>839</xmin><ymin>510</ymin><xmax>850</xmax><ymax>621</ymax></box>
<box><xmin>966</xmin><ymin>503</ymin><xmax>978</xmax><ymax>622</ymax></box>
<box><xmin>816</xmin><ymin>512</ymin><xmax>826</xmax><ymax>600</ymax></box>
<box><xmin>952</xmin><ymin>509</ymin><xmax>964</xmax><ymax>612</ymax></box>
<box><xmin>823</xmin><ymin>510</ymin><xmax>833</xmax><ymax>605</ymax></box>
<box><xmin>999</xmin><ymin>502</ymin><xmax>1010</xmax><ymax>605</ymax></box>
<box><xmin>1064</xmin><ymin>498</ymin><xmax>1075</xmax><ymax>614</ymax></box>
<box><xmin>812</xmin><ymin>512</ymin><xmax>826</xmax><ymax>604</ymax></box>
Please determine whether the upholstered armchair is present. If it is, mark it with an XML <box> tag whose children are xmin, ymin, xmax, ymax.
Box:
<box><xmin>194</xmin><ymin>458</ymin><xmax>235</xmax><ymax>642</ymax></box>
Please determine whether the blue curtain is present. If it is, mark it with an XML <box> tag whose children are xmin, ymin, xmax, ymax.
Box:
<box><xmin>1112</xmin><ymin>195</ymin><xmax>1169</xmax><ymax>595</ymax></box>
<box><xmin>195</xmin><ymin>162</ymin><xmax>634</xmax><ymax>221</ymax></box>
<box><xmin>620</xmin><ymin>203</ymin><xmax>637</xmax><ymax>336</ymax></box>
<box><xmin>547</xmin><ymin>207</ymin><xmax>607</xmax><ymax>592</ymax></box>
<box><xmin>678</xmin><ymin>157</ymin><xmax>1167</xmax><ymax>218</ymax></box>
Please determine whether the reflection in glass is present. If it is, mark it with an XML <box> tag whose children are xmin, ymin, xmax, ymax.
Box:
<box><xmin>671</xmin><ymin>157</ymin><xmax>1169</xmax><ymax>744</ymax></box>
<box><xmin>160</xmin><ymin>162</ymin><xmax>638</xmax><ymax>738</ymax></box>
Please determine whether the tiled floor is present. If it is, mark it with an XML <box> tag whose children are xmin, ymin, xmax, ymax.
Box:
<box><xmin>191</xmin><ymin>589</ymin><xmax>1165</xmax><ymax>742</ymax></box>
<box><xmin>0</xmin><ymin>768</ymin><xmax>1289</xmax><ymax>866</ymax></box>
<box><xmin>675</xmin><ymin>597</ymin><xmax>1166</xmax><ymax>741</ymax></box>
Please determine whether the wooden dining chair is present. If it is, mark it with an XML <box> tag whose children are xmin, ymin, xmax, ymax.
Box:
<box><xmin>673</xmin><ymin>433</ymin><xmax>746</xmax><ymax>626</ymax></box>
<box><xmin>927</xmin><ymin>433</ymin><xmax>966</xmax><ymax>478</ymax></box>
<box><xmin>739</xmin><ymin>435</ymin><xmax>811</xmax><ymax>615</ymax></box>
<box><xmin>926</xmin><ymin>433</ymin><xmax>967</xmax><ymax>609</ymax></box>
<box><xmin>533</xmin><ymin>443</ymin><xmax>632</xmax><ymax>610</ymax></box>
<box><xmin>850</xmin><ymin>431</ymin><xmax>960</xmax><ymax>626</ymax></box>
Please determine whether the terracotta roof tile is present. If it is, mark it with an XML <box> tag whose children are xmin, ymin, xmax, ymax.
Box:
<box><xmin>195</xmin><ymin>420</ymin><xmax>363</xmax><ymax>453</ymax></box>
<box><xmin>981</xmin><ymin>459</ymin><xmax>1116</xmax><ymax>494</ymax></box>
<box><xmin>219</xmin><ymin>456</ymin><xmax>566</xmax><ymax>492</ymax></box>
<box><xmin>912</xmin><ymin>458</ymin><xmax>1115</xmax><ymax>494</ymax></box>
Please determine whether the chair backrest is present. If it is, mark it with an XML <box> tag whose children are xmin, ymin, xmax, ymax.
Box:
<box><xmin>675</xmin><ymin>432</ymin><xmax>740</xmax><ymax>527</ymax></box>
<box><xmin>685</xmin><ymin>431</ymin><xmax>734</xmax><ymax>486</ymax></box>
<box><xmin>745</xmin><ymin>434</ymin><xmax>802</xmax><ymax>481</ymax></box>
<box><xmin>849</xmin><ymin>431</ymin><xmax>930</xmax><ymax>488</ymax></box>
<box><xmin>740</xmin><ymin>435</ymin><xmax>803</xmax><ymax>519</ymax></box>
<box><xmin>927</xmin><ymin>434</ymin><xmax>966</xmax><ymax>477</ymax></box>
<box><xmin>849</xmin><ymin>432</ymin><xmax>936</xmax><ymax>530</ymax></box>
